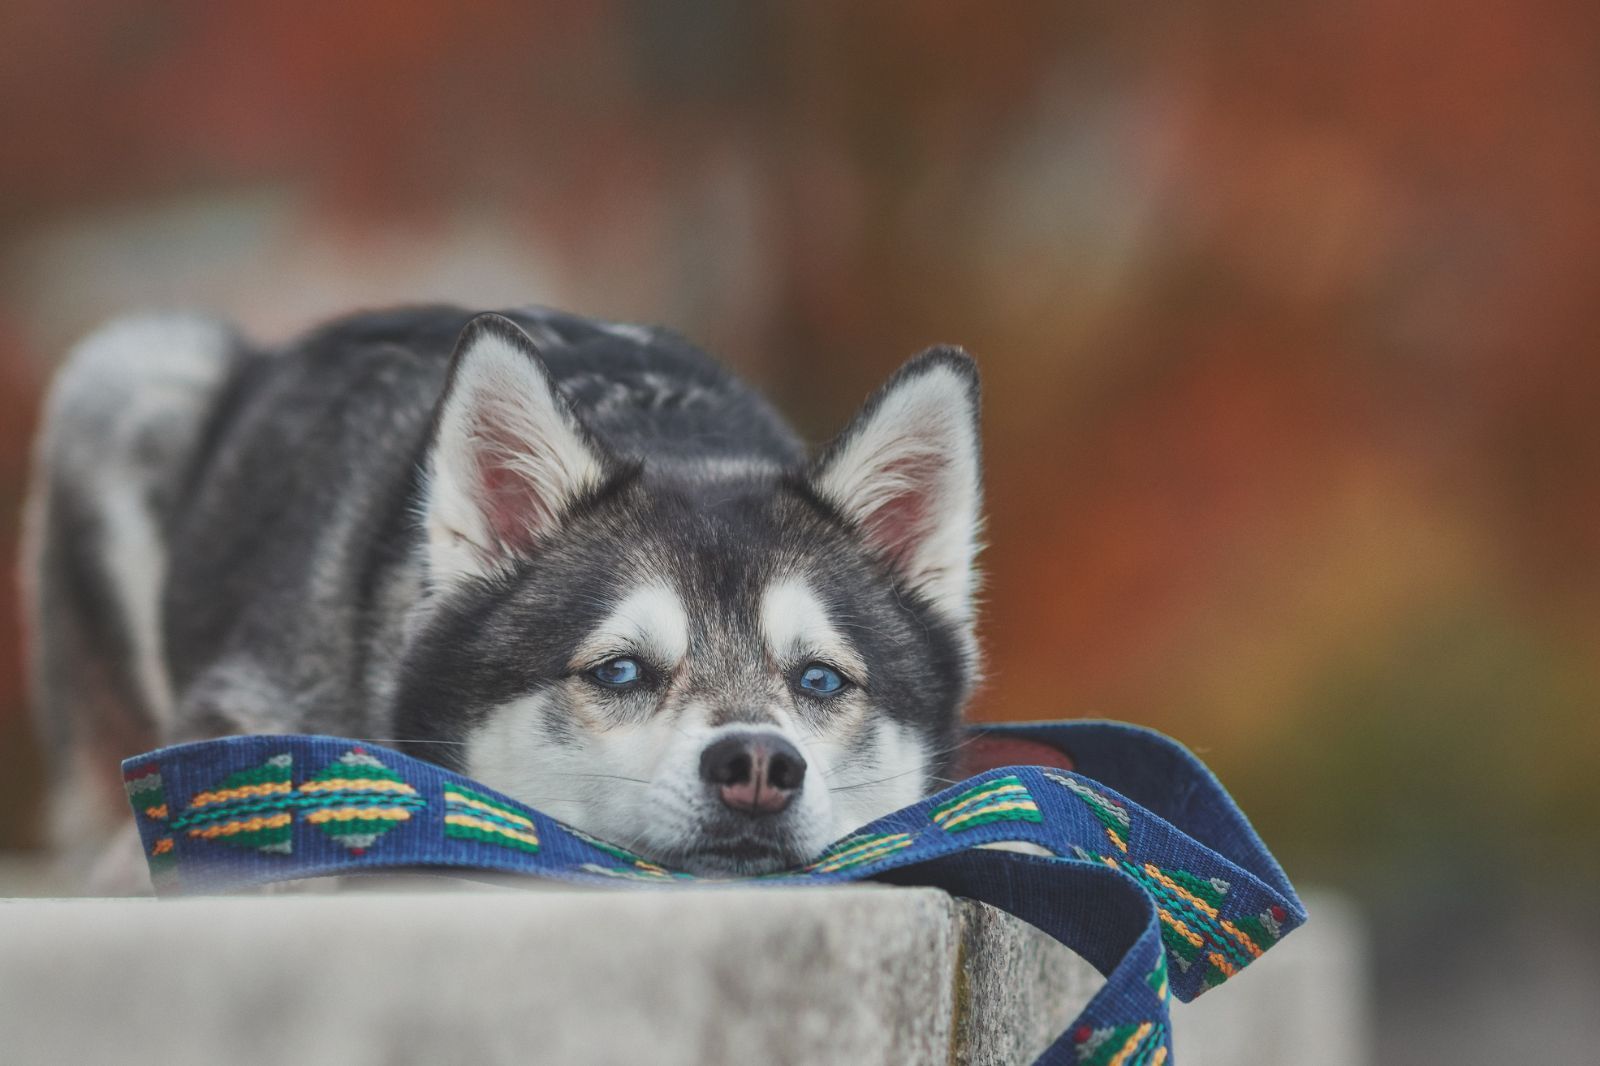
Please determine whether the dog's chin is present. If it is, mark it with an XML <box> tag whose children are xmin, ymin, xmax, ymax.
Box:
<box><xmin>670</xmin><ymin>848</ymin><xmax>802</xmax><ymax>878</ymax></box>
<box><xmin>654</xmin><ymin>833</ymin><xmax>815</xmax><ymax>877</ymax></box>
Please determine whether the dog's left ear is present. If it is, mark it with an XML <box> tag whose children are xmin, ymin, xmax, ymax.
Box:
<box><xmin>809</xmin><ymin>347</ymin><xmax>982</xmax><ymax>623</ymax></box>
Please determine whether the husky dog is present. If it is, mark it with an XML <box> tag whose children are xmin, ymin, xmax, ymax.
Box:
<box><xmin>23</xmin><ymin>306</ymin><xmax>982</xmax><ymax>879</ymax></box>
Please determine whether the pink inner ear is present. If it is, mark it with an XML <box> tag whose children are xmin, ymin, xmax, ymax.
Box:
<box><xmin>862</xmin><ymin>451</ymin><xmax>944</xmax><ymax>568</ymax></box>
<box><xmin>472</xmin><ymin>421</ymin><xmax>555</xmax><ymax>555</ymax></box>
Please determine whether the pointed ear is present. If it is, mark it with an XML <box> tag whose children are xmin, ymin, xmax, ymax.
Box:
<box><xmin>424</xmin><ymin>313</ymin><xmax>614</xmax><ymax>585</ymax></box>
<box><xmin>809</xmin><ymin>347</ymin><xmax>983</xmax><ymax>623</ymax></box>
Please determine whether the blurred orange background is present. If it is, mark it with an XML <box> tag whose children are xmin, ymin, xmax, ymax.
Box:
<box><xmin>3</xmin><ymin>3</ymin><xmax>1598</xmax><ymax>1060</ymax></box>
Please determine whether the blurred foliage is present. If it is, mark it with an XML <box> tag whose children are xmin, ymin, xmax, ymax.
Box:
<box><xmin>1</xmin><ymin>0</ymin><xmax>1597</xmax><ymax>901</ymax></box>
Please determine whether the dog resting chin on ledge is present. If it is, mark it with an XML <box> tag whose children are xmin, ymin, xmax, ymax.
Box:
<box><xmin>24</xmin><ymin>306</ymin><xmax>989</xmax><ymax>889</ymax></box>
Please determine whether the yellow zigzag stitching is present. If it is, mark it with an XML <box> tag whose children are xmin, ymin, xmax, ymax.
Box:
<box><xmin>1158</xmin><ymin>908</ymin><xmax>1204</xmax><ymax>948</ymax></box>
<box><xmin>939</xmin><ymin>799</ymin><xmax>1039</xmax><ymax>831</ymax></box>
<box><xmin>1108</xmin><ymin>1022</ymin><xmax>1155</xmax><ymax>1066</ymax></box>
<box><xmin>443</xmin><ymin>790</ymin><xmax>536</xmax><ymax>828</ymax></box>
<box><xmin>305</xmin><ymin>807</ymin><xmax>414</xmax><ymax>824</ymax></box>
<box><xmin>1219</xmin><ymin>919</ymin><xmax>1264</xmax><ymax>959</ymax></box>
<box><xmin>444</xmin><ymin>813</ymin><xmax>540</xmax><ymax>848</ymax></box>
<box><xmin>931</xmin><ymin>782</ymin><xmax>1028</xmax><ymax>822</ymax></box>
<box><xmin>299</xmin><ymin>778</ymin><xmax>417</xmax><ymax>795</ymax></box>
<box><xmin>1143</xmin><ymin>862</ymin><xmax>1262</xmax><ymax>958</ymax></box>
<box><xmin>813</xmin><ymin>837</ymin><xmax>913</xmax><ymax>872</ymax></box>
<box><xmin>186</xmin><ymin>812</ymin><xmax>292</xmax><ymax>838</ymax></box>
<box><xmin>1144</xmin><ymin>863</ymin><xmax>1219</xmax><ymax>919</ymax></box>
<box><xmin>188</xmin><ymin>782</ymin><xmax>290</xmax><ymax>808</ymax></box>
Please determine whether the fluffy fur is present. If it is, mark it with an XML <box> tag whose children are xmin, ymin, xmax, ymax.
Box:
<box><xmin>24</xmin><ymin>305</ymin><xmax>984</xmax><ymax>881</ymax></box>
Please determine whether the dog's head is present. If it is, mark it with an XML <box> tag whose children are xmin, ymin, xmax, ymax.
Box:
<box><xmin>394</xmin><ymin>314</ymin><xmax>982</xmax><ymax>874</ymax></box>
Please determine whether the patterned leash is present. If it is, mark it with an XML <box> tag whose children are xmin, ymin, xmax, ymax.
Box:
<box><xmin>123</xmin><ymin>720</ymin><xmax>1305</xmax><ymax>1066</ymax></box>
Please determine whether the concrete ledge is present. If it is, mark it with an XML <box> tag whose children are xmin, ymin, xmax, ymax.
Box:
<box><xmin>0</xmin><ymin>885</ymin><xmax>1364</xmax><ymax>1065</ymax></box>
<box><xmin>953</xmin><ymin>895</ymin><xmax>1099</xmax><ymax>1062</ymax></box>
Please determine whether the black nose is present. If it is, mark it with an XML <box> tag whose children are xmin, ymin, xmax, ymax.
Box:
<box><xmin>699</xmin><ymin>732</ymin><xmax>807</xmax><ymax>815</ymax></box>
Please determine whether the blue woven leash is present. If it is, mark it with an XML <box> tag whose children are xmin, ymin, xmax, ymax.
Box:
<box><xmin>122</xmin><ymin>720</ymin><xmax>1304</xmax><ymax>1065</ymax></box>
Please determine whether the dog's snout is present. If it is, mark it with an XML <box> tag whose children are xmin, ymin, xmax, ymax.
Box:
<box><xmin>699</xmin><ymin>733</ymin><xmax>806</xmax><ymax>815</ymax></box>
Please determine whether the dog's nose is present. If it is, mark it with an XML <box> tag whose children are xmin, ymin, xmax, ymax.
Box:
<box><xmin>699</xmin><ymin>732</ymin><xmax>807</xmax><ymax>815</ymax></box>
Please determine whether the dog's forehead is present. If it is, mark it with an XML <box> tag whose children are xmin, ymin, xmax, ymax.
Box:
<box><xmin>595</xmin><ymin>481</ymin><xmax>856</xmax><ymax>648</ymax></box>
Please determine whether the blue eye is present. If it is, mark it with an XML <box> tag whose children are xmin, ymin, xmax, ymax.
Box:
<box><xmin>590</xmin><ymin>657</ymin><xmax>642</xmax><ymax>687</ymax></box>
<box><xmin>797</xmin><ymin>663</ymin><xmax>846</xmax><ymax>696</ymax></box>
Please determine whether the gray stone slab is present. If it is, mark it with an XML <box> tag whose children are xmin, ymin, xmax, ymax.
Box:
<box><xmin>0</xmin><ymin>887</ymin><xmax>958</xmax><ymax>1066</ymax></box>
<box><xmin>0</xmin><ymin>885</ymin><xmax>1365</xmax><ymax>1066</ymax></box>
<box><xmin>952</xmin><ymin>898</ymin><xmax>1102</xmax><ymax>1063</ymax></box>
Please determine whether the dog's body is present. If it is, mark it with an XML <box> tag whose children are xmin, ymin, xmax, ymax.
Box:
<box><xmin>24</xmin><ymin>305</ymin><xmax>982</xmax><ymax>881</ymax></box>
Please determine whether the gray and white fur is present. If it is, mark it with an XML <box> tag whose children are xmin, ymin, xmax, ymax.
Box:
<box><xmin>23</xmin><ymin>306</ymin><xmax>983</xmax><ymax>882</ymax></box>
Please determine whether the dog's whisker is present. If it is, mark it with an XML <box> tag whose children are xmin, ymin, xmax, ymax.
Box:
<box><xmin>542</xmin><ymin>772</ymin><xmax>650</xmax><ymax>786</ymax></box>
<box><xmin>825</xmin><ymin>765</ymin><xmax>931</xmax><ymax>791</ymax></box>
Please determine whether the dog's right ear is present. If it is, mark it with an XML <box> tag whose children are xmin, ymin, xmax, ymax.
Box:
<box><xmin>424</xmin><ymin>313</ymin><xmax>614</xmax><ymax>586</ymax></box>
